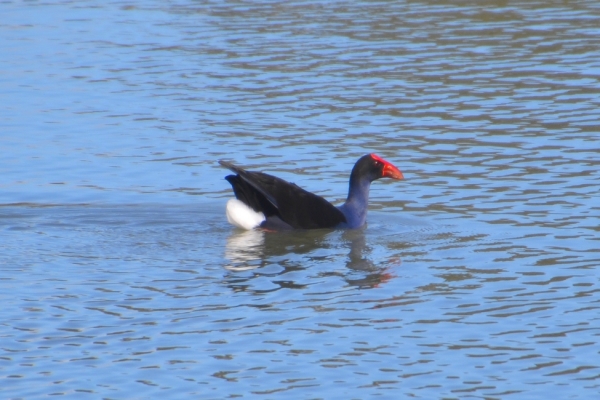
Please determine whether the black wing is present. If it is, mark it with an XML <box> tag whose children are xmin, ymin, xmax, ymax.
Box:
<box><xmin>219</xmin><ymin>160</ymin><xmax>346</xmax><ymax>229</ymax></box>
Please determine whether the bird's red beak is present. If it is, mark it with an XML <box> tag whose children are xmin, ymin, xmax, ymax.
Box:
<box><xmin>371</xmin><ymin>154</ymin><xmax>404</xmax><ymax>180</ymax></box>
<box><xmin>383</xmin><ymin>162</ymin><xmax>404</xmax><ymax>179</ymax></box>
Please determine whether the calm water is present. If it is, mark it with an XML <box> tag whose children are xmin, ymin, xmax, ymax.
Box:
<box><xmin>2</xmin><ymin>0</ymin><xmax>600</xmax><ymax>398</ymax></box>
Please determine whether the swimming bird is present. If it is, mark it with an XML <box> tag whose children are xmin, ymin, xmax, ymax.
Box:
<box><xmin>219</xmin><ymin>153</ymin><xmax>403</xmax><ymax>230</ymax></box>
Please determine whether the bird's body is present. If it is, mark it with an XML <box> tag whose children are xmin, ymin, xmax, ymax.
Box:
<box><xmin>220</xmin><ymin>154</ymin><xmax>403</xmax><ymax>230</ymax></box>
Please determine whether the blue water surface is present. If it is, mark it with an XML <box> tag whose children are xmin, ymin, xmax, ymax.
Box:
<box><xmin>1</xmin><ymin>1</ymin><xmax>600</xmax><ymax>399</ymax></box>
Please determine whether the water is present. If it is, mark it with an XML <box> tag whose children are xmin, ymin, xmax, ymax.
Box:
<box><xmin>2</xmin><ymin>0</ymin><xmax>600</xmax><ymax>398</ymax></box>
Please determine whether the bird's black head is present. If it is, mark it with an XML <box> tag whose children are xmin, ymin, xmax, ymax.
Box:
<box><xmin>351</xmin><ymin>153</ymin><xmax>404</xmax><ymax>183</ymax></box>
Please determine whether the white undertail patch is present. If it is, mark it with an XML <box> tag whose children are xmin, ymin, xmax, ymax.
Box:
<box><xmin>225</xmin><ymin>198</ymin><xmax>266</xmax><ymax>230</ymax></box>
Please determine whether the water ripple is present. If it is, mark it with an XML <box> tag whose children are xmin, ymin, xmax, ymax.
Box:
<box><xmin>2</xmin><ymin>0</ymin><xmax>600</xmax><ymax>398</ymax></box>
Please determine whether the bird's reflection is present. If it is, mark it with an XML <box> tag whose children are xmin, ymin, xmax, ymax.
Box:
<box><xmin>224</xmin><ymin>229</ymin><xmax>267</xmax><ymax>271</ymax></box>
<box><xmin>223</xmin><ymin>227</ymin><xmax>398</xmax><ymax>289</ymax></box>
<box><xmin>341</xmin><ymin>229</ymin><xmax>396</xmax><ymax>288</ymax></box>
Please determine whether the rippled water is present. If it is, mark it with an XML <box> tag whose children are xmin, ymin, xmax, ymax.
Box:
<box><xmin>2</xmin><ymin>1</ymin><xmax>600</xmax><ymax>398</ymax></box>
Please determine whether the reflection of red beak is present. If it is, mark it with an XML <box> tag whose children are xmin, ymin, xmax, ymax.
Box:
<box><xmin>383</xmin><ymin>162</ymin><xmax>404</xmax><ymax>180</ymax></box>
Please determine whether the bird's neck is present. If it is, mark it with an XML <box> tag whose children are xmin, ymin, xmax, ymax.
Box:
<box><xmin>340</xmin><ymin>177</ymin><xmax>371</xmax><ymax>228</ymax></box>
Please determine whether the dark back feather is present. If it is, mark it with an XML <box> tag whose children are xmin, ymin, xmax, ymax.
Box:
<box><xmin>219</xmin><ymin>160</ymin><xmax>346</xmax><ymax>229</ymax></box>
